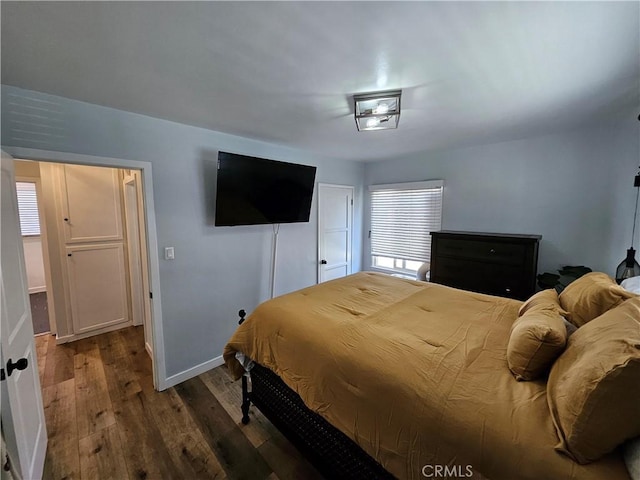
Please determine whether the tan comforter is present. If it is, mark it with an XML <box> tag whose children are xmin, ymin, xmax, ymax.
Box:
<box><xmin>224</xmin><ymin>272</ymin><xmax>630</xmax><ymax>480</ymax></box>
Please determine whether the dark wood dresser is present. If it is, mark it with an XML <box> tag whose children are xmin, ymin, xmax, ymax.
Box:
<box><xmin>430</xmin><ymin>231</ymin><xmax>542</xmax><ymax>300</ymax></box>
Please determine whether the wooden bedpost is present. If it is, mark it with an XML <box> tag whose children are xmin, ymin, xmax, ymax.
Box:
<box><xmin>241</xmin><ymin>374</ymin><xmax>251</xmax><ymax>424</ymax></box>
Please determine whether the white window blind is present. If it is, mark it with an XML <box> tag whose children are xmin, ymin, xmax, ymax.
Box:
<box><xmin>370</xmin><ymin>181</ymin><xmax>443</xmax><ymax>266</ymax></box>
<box><xmin>16</xmin><ymin>182</ymin><xmax>41</xmax><ymax>236</ymax></box>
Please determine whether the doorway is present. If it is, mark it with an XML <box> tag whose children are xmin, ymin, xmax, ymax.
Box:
<box><xmin>6</xmin><ymin>148</ymin><xmax>166</xmax><ymax>390</ymax></box>
<box><xmin>15</xmin><ymin>160</ymin><xmax>150</xmax><ymax>347</ymax></box>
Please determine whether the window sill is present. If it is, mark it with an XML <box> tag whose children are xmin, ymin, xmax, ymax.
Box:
<box><xmin>369</xmin><ymin>267</ymin><xmax>417</xmax><ymax>280</ymax></box>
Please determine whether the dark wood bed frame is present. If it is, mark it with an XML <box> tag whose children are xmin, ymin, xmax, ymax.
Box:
<box><xmin>236</xmin><ymin>310</ymin><xmax>394</xmax><ymax>480</ymax></box>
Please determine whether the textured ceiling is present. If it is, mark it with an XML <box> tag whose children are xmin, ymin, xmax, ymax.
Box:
<box><xmin>2</xmin><ymin>1</ymin><xmax>639</xmax><ymax>161</ymax></box>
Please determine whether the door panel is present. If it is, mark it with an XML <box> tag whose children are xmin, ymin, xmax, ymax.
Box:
<box><xmin>1</xmin><ymin>152</ymin><xmax>47</xmax><ymax>479</ymax></box>
<box><xmin>67</xmin><ymin>243</ymin><xmax>129</xmax><ymax>334</ymax></box>
<box><xmin>325</xmin><ymin>231</ymin><xmax>349</xmax><ymax>264</ymax></box>
<box><xmin>63</xmin><ymin>164</ymin><xmax>123</xmax><ymax>243</ymax></box>
<box><xmin>324</xmin><ymin>265</ymin><xmax>349</xmax><ymax>282</ymax></box>
<box><xmin>318</xmin><ymin>185</ymin><xmax>353</xmax><ymax>283</ymax></box>
<box><xmin>323</xmin><ymin>193</ymin><xmax>350</xmax><ymax>230</ymax></box>
<box><xmin>2</xmin><ymin>182</ymin><xmax>29</xmax><ymax>339</ymax></box>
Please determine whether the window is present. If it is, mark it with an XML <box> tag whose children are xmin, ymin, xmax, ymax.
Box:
<box><xmin>370</xmin><ymin>180</ymin><xmax>443</xmax><ymax>275</ymax></box>
<box><xmin>16</xmin><ymin>181</ymin><xmax>41</xmax><ymax>236</ymax></box>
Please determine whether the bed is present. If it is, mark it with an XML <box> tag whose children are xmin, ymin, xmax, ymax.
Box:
<box><xmin>223</xmin><ymin>271</ymin><xmax>638</xmax><ymax>479</ymax></box>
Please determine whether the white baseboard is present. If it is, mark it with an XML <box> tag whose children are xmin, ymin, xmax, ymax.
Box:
<box><xmin>29</xmin><ymin>286</ymin><xmax>47</xmax><ymax>294</ymax></box>
<box><xmin>163</xmin><ymin>355</ymin><xmax>225</xmax><ymax>389</ymax></box>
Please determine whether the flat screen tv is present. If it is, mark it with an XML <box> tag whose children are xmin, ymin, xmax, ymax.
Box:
<box><xmin>215</xmin><ymin>151</ymin><xmax>317</xmax><ymax>226</ymax></box>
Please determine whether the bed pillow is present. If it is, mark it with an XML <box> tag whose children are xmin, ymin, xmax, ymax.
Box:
<box><xmin>547</xmin><ymin>297</ymin><xmax>640</xmax><ymax>464</ymax></box>
<box><xmin>507</xmin><ymin>307</ymin><xmax>567</xmax><ymax>381</ymax></box>
<box><xmin>518</xmin><ymin>289</ymin><xmax>570</xmax><ymax>317</ymax></box>
<box><xmin>558</xmin><ymin>272</ymin><xmax>636</xmax><ymax>327</ymax></box>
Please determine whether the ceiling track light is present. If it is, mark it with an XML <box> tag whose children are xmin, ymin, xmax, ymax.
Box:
<box><xmin>354</xmin><ymin>90</ymin><xmax>402</xmax><ymax>132</ymax></box>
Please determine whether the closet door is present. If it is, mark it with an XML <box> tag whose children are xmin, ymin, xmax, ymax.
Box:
<box><xmin>59</xmin><ymin>164</ymin><xmax>129</xmax><ymax>334</ymax></box>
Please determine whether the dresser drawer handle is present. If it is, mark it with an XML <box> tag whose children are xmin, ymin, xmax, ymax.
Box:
<box><xmin>489</xmin><ymin>249</ymin><xmax>496</xmax><ymax>254</ymax></box>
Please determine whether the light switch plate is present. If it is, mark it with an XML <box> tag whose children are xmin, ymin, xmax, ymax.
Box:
<box><xmin>164</xmin><ymin>247</ymin><xmax>175</xmax><ymax>260</ymax></box>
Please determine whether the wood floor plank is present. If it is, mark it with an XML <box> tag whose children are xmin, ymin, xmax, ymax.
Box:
<box><xmin>99</xmin><ymin>329</ymin><xmax>180</xmax><ymax>479</ymax></box>
<box><xmin>35</xmin><ymin>334</ymin><xmax>49</xmax><ymax>385</ymax></box>
<box><xmin>118</xmin><ymin>326</ymin><xmax>153</xmax><ymax>379</ymax></box>
<box><xmin>42</xmin><ymin>335</ymin><xmax>76</xmax><ymax>388</ymax></box>
<box><xmin>74</xmin><ymin>343</ymin><xmax>116</xmax><ymax>438</ymax></box>
<box><xmin>79</xmin><ymin>424</ymin><xmax>129</xmax><ymax>480</ymax></box>
<box><xmin>113</xmin><ymin>389</ymin><xmax>185</xmax><ymax>480</ymax></box>
<box><xmin>42</xmin><ymin>378</ymin><xmax>80</xmax><ymax>480</ymax></box>
<box><xmin>137</xmin><ymin>373</ymin><xmax>225</xmax><ymax>479</ymax></box>
<box><xmin>168</xmin><ymin>429</ymin><xmax>227</xmax><ymax>479</ymax></box>
<box><xmin>205</xmin><ymin>368</ymin><xmax>323</xmax><ymax>480</ymax></box>
<box><xmin>98</xmin><ymin>330</ymin><xmax>143</xmax><ymax>402</ymax></box>
<box><xmin>201</xmin><ymin>368</ymin><xmax>277</xmax><ymax>448</ymax></box>
<box><xmin>176</xmin><ymin>376</ymin><xmax>273</xmax><ymax>480</ymax></box>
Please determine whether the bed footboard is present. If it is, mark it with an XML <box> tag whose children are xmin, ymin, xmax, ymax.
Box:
<box><xmin>242</xmin><ymin>363</ymin><xmax>394</xmax><ymax>480</ymax></box>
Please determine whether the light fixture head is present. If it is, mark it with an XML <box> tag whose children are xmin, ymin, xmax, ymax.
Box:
<box><xmin>354</xmin><ymin>90</ymin><xmax>401</xmax><ymax>132</ymax></box>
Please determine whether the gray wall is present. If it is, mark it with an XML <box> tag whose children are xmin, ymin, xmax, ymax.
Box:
<box><xmin>364</xmin><ymin>112</ymin><xmax>640</xmax><ymax>277</ymax></box>
<box><xmin>1</xmin><ymin>85</ymin><xmax>364</xmax><ymax>378</ymax></box>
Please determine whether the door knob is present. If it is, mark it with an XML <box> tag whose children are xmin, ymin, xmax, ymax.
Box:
<box><xmin>0</xmin><ymin>358</ymin><xmax>28</xmax><ymax>381</ymax></box>
<box><xmin>320</xmin><ymin>259</ymin><xmax>327</xmax><ymax>265</ymax></box>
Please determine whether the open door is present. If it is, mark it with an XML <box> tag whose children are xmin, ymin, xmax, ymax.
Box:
<box><xmin>1</xmin><ymin>151</ymin><xmax>47</xmax><ymax>479</ymax></box>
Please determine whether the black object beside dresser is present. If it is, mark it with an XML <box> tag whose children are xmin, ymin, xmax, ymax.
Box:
<box><xmin>430</xmin><ymin>230</ymin><xmax>542</xmax><ymax>300</ymax></box>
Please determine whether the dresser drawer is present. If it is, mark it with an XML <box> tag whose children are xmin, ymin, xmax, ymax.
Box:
<box><xmin>431</xmin><ymin>257</ymin><xmax>527</xmax><ymax>299</ymax></box>
<box><xmin>436</xmin><ymin>238</ymin><xmax>527</xmax><ymax>266</ymax></box>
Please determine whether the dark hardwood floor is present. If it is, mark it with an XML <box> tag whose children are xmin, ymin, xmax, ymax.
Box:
<box><xmin>35</xmin><ymin>326</ymin><xmax>324</xmax><ymax>480</ymax></box>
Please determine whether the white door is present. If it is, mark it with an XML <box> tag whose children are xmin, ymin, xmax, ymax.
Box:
<box><xmin>1</xmin><ymin>152</ymin><xmax>47</xmax><ymax>479</ymax></box>
<box><xmin>318</xmin><ymin>184</ymin><xmax>354</xmax><ymax>283</ymax></box>
<box><xmin>59</xmin><ymin>164</ymin><xmax>130</xmax><ymax>335</ymax></box>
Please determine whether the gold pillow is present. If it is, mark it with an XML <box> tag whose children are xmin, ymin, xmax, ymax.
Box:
<box><xmin>547</xmin><ymin>297</ymin><xmax>640</xmax><ymax>464</ymax></box>
<box><xmin>507</xmin><ymin>307</ymin><xmax>567</xmax><ymax>381</ymax></box>
<box><xmin>558</xmin><ymin>272</ymin><xmax>636</xmax><ymax>326</ymax></box>
<box><xmin>518</xmin><ymin>289</ymin><xmax>570</xmax><ymax>317</ymax></box>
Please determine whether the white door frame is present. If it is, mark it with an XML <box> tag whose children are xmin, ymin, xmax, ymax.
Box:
<box><xmin>123</xmin><ymin>172</ymin><xmax>152</xmax><ymax>346</ymax></box>
<box><xmin>123</xmin><ymin>173</ymin><xmax>145</xmax><ymax>328</ymax></box>
<box><xmin>2</xmin><ymin>146</ymin><xmax>168</xmax><ymax>391</ymax></box>
<box><xmin>317</xmin><ymin>183</ymin><xmax>354</xmax><ymax>283</ymax></box>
